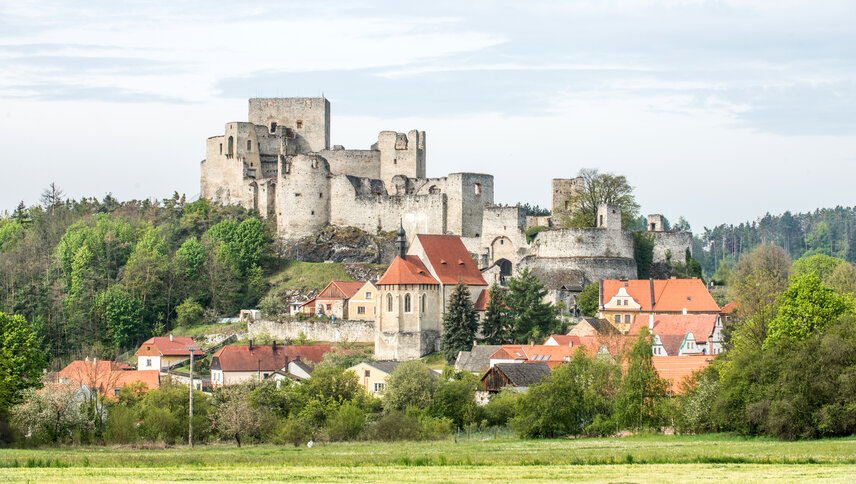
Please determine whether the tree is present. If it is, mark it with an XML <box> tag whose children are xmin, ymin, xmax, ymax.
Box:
<box><xmin>176</xmin><ymin>298</ymin><xmax>204</xmax><ymax>327</ymax></box>
<box><xmin>562</xmin><ymin>169</ymin><xmax>640</xmax><ymax>229</ymax></box>
<box><xmin>633</xmin><ymin>231</ymin><xmax>654</xmax><ymax>279</ymax></box>
<box><xmin>94</xmin><ymin>286</ymin><xmax>145</xmax><ymax>351</ymax></box>
<box><xmin>382</xmin><ymin>361</ymin><xmax>439</xmax><ymax>412</ymax></box>
<box><xmin>672</xmin><ymin>217</ymin><xmax>691</xmax><ymax>232</ymax></box>
<box><xmin>827</xmin><ymin>262</ymin><xmax>856</xmax><ymax>296</ymax></box>
<box><xmin>442</xmin><ymin>281</ymin><xmax>479</xmax><ymax>362</ymax></box>
<box><xmin>39</xmin><ymin>182</ymin><xmax>65</xmax><ymax>215</ymax></box>
<box><xmin>11</xmin><ymin>202</ymin><xmax>31</xmax><ymax>228</ymax></box>
<box><xmin>212</xmin><ymin>384</ymin><xmax>264</xmax><ymax>447</ymax></box>
<box><xmin>729</xmin><ymin>244</ymin><xmax>791</xmax><ymax>346</ymax></box>
<box><xmin>429</xmin><ymin>371</ymin><xmax>480</xmax><ymax>429</ymax></box>
<box><xmin>11</xmin><ymin>381</ymin><xmax>92</xmax><ymax>443</ymax></box>
<box><xmin>765</xmin><ymin>273</ymin><xmax>852</xmax><ymax>348</ymax></box>
<box><xmin>792</xmin><ymin>254</ymin><xmax>847</xmax><ymax>284</ymax></box>
<box><xmin>577</xmin><ymin>283</ymin><xmax>600</xmax><ymax>317</ymax></box>
<box><xmin>505</xmin><ymin>268</ymin><xmax>560</xmax><ymax>343</ymax></box>
<box><xmin>258</xmin><ymin>294</ymin><xmax>286</xmax><ymax>318</ymax></box>
<box><xmin>613</xmin><ymin>328</ymin><xmax>669</xmax><ymax>431</ymax></box>
<box><xmin>0</xmin><ymin>312</ymin><xmax>49</xmax><ymax>415</ymax></box>
<box><xmin>480</xmin><ymin>283</ymin><xmax>511</xmax><ymax>344</ymax></box>
<box><xmin>511</xmin><ymin>349</ymin><xmax>620</xmax><ymax>438</ymax></box>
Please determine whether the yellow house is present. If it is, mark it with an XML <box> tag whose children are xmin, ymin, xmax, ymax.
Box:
<box><xmin>347</xmin><ymin>361</ymin><xmax>401</xmax><ymax>396</ymax></box>
<box><xmin>348</xmin><ymin>281</ymin><xmax>378</xmax><ymax>321</ymax></box>
<box><xmin>135</xmin><ymin>335</ymin><xmax>202</xmax><ymax>372</ymax></box>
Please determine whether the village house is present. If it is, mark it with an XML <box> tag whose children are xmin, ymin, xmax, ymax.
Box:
<box><xmin>57</xmin><ymin>359</ymin><xmax>160</xmax><ymax>399</ymax></box>
<box><xmin>210</xmin><ymin>341</ymin><xmax>331</xmax><ymax>386</ymax></box>
<box><xmin>311</xmin><ymin>280</ymin><xmax>366</xmax><ymax>319</ymax></box>
<box><xmin>599</xmin><ymin>278</ymin><xmax>720</xmax><ymax>333</ymax></box>
<box><xmin>454</xmin><ymin>344</ymin><xmax>503</xmax><ymax>374</ymax></box>
<box><xmin>134</xmin><ymin>335</ymin><xmax>201</xmax><ymax>372</ymax></box>
<box><xmin>347</xmin><ymin>281</ymin><xmax>378</xmax><ymax>321</ymax></box>
<box><xmin>568</xmin><ymin>317</ymin><xmax>619</xmax><ymax>337</ymax></box>
<box><xmin>481</xmin><ymin>362</ymin><xmax>552</xmax><ymax>393</ymax></box>
<box><xmin>374</xmin><ymin>228</ymin><xmax>488</xmax><ymax>360</ymax></box>
<box><xmin>347</xmin><ymin>361</ymin><xmax>401</xmax><ymax>396</ymax></box>
<box><xmin>488</xmin><ymin>344</ymin><xmax>589</xmax><ymax>368</ymax></box>
<box><xmin>628</xmin><ymin>314</ymin><xmax>724</xmax><ymax>356</ymax></box>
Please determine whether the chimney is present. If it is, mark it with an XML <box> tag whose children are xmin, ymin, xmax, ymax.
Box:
<box><xmin>648</xmin><ymin>314</ymin><xmax>654</xmax><ymax>331</ymax></box>
<box><xmin>249</xmin><ymin>339</ymin><xmax>253</xmax><ymax>351</ymax></box>
<box><xmin>169</xmin><ymin>334</ymin><xmax>174</xmax><ymax>342</ymax></box>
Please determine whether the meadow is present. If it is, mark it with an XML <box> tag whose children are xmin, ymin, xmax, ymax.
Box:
<box><xmin>2</xmin><ymin>433</ymin><xmax>856</xmax><ymax>482</ymax></box>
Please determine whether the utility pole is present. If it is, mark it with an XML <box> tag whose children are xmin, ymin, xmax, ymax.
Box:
<box><xmin>188</xmin><ymin>347</ymin><xmax>194</xmax><ymax>447</ymax></box>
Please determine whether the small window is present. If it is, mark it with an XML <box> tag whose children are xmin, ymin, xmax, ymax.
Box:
<box><xmin>357</xmin><ymin>306</ymin><xmax>366</xmax><ymax>314</ymax></box>
<box><xmin>387</xmin><ymin>293</ymin><xmax>393</xmax><ymax>312</ymax></box>
<box><xmin>404</xmin><ymin>294</ymin><xmax>412</xmax><ymax>313</ymax></box>
<box><xmin>599</xmin><ymin>215</ymin><xmax>604</xmax><ymax>226</ymax></box>
<box><xmin>296</xmin><ymin>120</ymin><xmax>303</xmax><ymax>129</ymax></box>
<box><xmin>146</xmin><ymin>359</ymin><xmax>152</xmax><ymax>367</ymax></box>
<box><xmin>393</xmin><ymin>159</ymin><xmax>397</xmax><ymax>165</ymax></box>
<box><xmin>614</xmin><ymin>315</ymin><xmax>620</xmax><ymax>324</ymax></box>
<box><xmin>625</xmin><ymin>314</ymin><xmax>630</xmax><ymax>324</ymax></box>
<box><xmin>421</xmin><ymin>294</ymin><xmax>425</xmax><ymax>313</ymax></box>
<box><xmin>326</xmin><ymin>304</ymin><xmax>332</xmax><ymax>310</ymax></box>
<box><xmin>364</xmin><ymin>370</ymin><xmax>371</xmax><ymax>377</ymax></box>
<box><xmin>365</xmin><ymin>291</ymin><xmax>373</xmax><ymax>299</ymax></box>
<box><xmin>247</xmin><ymin>140</ymin><xmax>252</xmax><ymax>151</ymax></box>
<box><xmin>295</xmin><ymin>193</ymin><xmax>301</xmax><ymax>197</ymax></box>
<box><xmin>373</xmin><ymin>382</ymin><xmax>385</xmax><ymax>393</ymax></box>
<box><xmin>500</xmin><ymin>239</ymin><xmax>503</xmax><ymax>245</ymax></box>
<box><xmin>113</xmin><ymin>388</ymin><xmax>121</xmax><ymax>396</ymax></box>
<box><xmin>270</xmin><ymin>122</ymin><xmax>277</xmax><ymax>133</ymax></box>
<box><xmin>474</xmin><ymin>183</ymin><xmax>481</xmax><ymax>195</ymax></box>
<box><xmin>311</xmin><ymin>210</ymin><xmax>315</xmax><ymax>215</ymax></box>
<box><xmin>219</xmin><ymin>143</ymin><xmax>223</xmax><ymax>154</ymax></box>
<box><xmin>319</xmin><ymin>192</ymin><xmax>323</xmax><ymax>198</ymax></box>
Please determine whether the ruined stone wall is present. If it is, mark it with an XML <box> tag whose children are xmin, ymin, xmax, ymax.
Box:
<box><xmin>247</xmin><ymin>319</ymin><xmax>375</xmax><ymax>343</ymax></box>
<box><xmin>551</xmin><ymin>177</ymin><xmax>582</xmax><ymax>221</ymax></box>
<box><xmin>651</xmin><ymin>231</ymin><xmax>693</xmax><ymax>264</ymax></box>
<box><xmin>248</xmin><ymin>98</ymin><xmax>330</xmax><ymax>153</ymax></box>
<box><xmin>202</xmin><ymin>135</ymin><xmax>251</xmax><ymax>209</ymax></box>
<box><xmin>276</xmin><ymin>154</ymin><xmax>331</xmax><ymax>239</ymax></box>
<box><xmin>529</xmin><ymin>227</ymin><xmax>634</xmax><ymax>259</ymax></box>
<box><xmin>526</xmin><ymin>215</ymin><xmax>553</xmax><ymax>230</ymax></box>
<box><xmin>317</xmin><ymin>148</ymin><xmax>381</xmax><ymax>179</ymax></box>
<box><xmin>329</xmin><ymin>176</ymin><xmax>447</xmax><ymax>241</ymax></box>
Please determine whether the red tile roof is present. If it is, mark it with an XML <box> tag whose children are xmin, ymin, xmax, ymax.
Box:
<box><xmin>414</xmin><ymin>234</ymin><xmax>487</xmax><ymax>286</ymax></box>
<box><xmin>212</xmin><ymin>344</ymin><xmax>332</xmax><ymax>372</ymax></box>
<box><xmin>474</xmin><ymin>289</ymin><xmax>489</xmax><ymax>310</ymax></box>
<box><xmin>628</xmin><ymin>314</ymin><xmax>718</xmax><ymax>343</ymax></box>
<box><xmin>490</xmin><ymin>344</ymin><xmax>578</xmax><ymax>368</ymax></box>
<box><xmin>376</xmin><ymin>255</ymin><xmax>439</xmax><ymax>286</ymax></box>
<box><xmin>652</xmin><ymin>355</ymin><xmax>714</xmax><ymax>394</ymax></box>
<box><xmin>56</xmin><ymin>360</ymin><xmax>159</xmax><ymax>398</ymax></box>
<box><xmin>545</xmin><ymin>334</ymin><xmax>574</xmax><ymax>346</ymax></box>
<box><xmin>602</xmin><ymin>279</ymin><xmax>719</xmax><ymax>313</ymax></box>
<box><xmin>317</xmin><ymin>281</ymin><xmax>366</xmax><ymax>300</ymax></box>
<box><xmin>720</xmin><ymin>302</ymin><xmax>737</xmax><ymax>314</ymax></box>
<box><xmin>135</xmin><ymin>336</ymin><xmax>201</xmax><ymax>357</ymax></box>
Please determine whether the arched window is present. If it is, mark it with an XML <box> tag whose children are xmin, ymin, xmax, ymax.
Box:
<box><xmin>421</xmin><ymin>294</ymin><xmax>425</xmax><ymax>313</ymax></box>
<box><xmin>247</xmin><ymin>139</ymin><xmax>252</xmax><ymax>151</ymax></box>
<box><xmin>386</xmin><ymin>293</ymin><xmax>393</xmax><ymax>312</ymax></box>
<box><xmin>404</xmin><ymin>294</ymin><xmax>411</xmax><ymax>313</ymax></box>
<box><xmin>227</xmin><ymin>136</ymin><xmax>234</xmax><ymax>156</ymax></box>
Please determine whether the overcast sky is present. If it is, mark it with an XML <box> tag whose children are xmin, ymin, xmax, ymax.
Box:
<box><xmin>1</xmin><ymin>0</ymin><xmax>854</xmax><ymax>232</ymax></box>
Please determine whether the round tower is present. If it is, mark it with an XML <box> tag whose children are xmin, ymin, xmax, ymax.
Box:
<box><xmin>278</xmin><ymin>154</ymin><xmax>331</xmax><ymax>238</ymax></box>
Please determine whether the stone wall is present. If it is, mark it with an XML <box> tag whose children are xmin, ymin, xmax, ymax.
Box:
<box><xmin>317</xmin><ymin>148</ymin><xmax>381</xmax><ymax>179</ymax></box>
<box><xmin>378</xmin><ymin>130</ymin><xmax>425</xmax><ymax>188</ymax></box>
<box><xmin>651</xmin><ymin>231</ymin><xmax>693</xmax><ymax>264</ymax></box>
<box><xmin>248</xmin><ymin>319</ymin><xmax>375</xmax><ymax>343</ymax></box>
<box><xmin>481</xmin><ymin>206</ymin><xmax>529</xmax><ymax>266</ymax></box>
<box><xmin>276</xmin><ymin>154</ymin><xmax>331</xmax><ymax>239</ymax></box>
<box><xmin>529</xmin><ymin>227</ymin><xmax>634</xmax><ymax>259</ymax></box>
<box><xmin>519</xmin><ymin>255</ymin><xmax>638</xmax><ymax>288</ymax></box>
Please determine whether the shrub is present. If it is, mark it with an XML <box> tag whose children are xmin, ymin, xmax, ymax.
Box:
<box><xmin>483</xmin><ymin>389</ymin><xmax>518</xmax><ymax>427</ymax></box>
<box><xmin>274</xmin><ymin>416</ymin><xmax>313</xmax><ymax>447</ymax></box>
<box><xmin>367</xmin><ymin>410</ymin><xmax>421</xmax><ymax>441</ymax></box>
<box><xmin>258</xmin><ymin>294</ymin><xmax>286</xmax><ymax>318</ymax></box>
<box><xmin>325</xmin><ymin>402</ymin><xmax>366</xmax><ymax>441</ymax></box>
<box><xmin>175</xmin><ymin>298</ymin><xmax>204</xmax><ymax>327</ymax></box>
<box><xmin>104</xmin><ymin>404</ymin><xmax>139</xmax><ymax>444</ymax></box>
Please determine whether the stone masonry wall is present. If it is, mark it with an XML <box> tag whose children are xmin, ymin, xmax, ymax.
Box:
<box><xmin>518</xmin><ymin>255</ymin><xmax>638</xmax><ymax>288</ymax></box>
<box><xmin>248</xmin><ymin>98</ymin><xmax>330</xmax><ymax>153</ymax></box>
<box><xmin>530</xmin><ymin>227</ymin><xmax>634</xmax><ymax>259</ymax></box>
<box><xmin>317</xmin><ymin>148</ymin><xmax>381</xmax><ymax>179</ymax></box>
<box><xmin>248</xmin><ymin>319</ymin><xmax>375</xmax><ymax>343</ymax></box>
<box><xmin>651</xmin><ymin>231</ymin><xmax>693</xmax><ymax>264</ymax></box>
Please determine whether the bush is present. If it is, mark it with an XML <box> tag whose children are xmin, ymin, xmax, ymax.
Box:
<box><xmin>176</xmin><ymin>298</ymin><xmax>204</xmax><ymax>327</ymax></box>
<box><xmin>104</xmin><ymin>404</ymin><xmax>138</xmax><ymax>444</ymax></box>
<box><xmin>274</xmin><ymin>416</ymin><xmax>314</xmax><ymax>447</ymax></box>
<box><xmin>258</xmin><ymin>294</ymin><xmax>286</xmax><ymax>318</ymax></box>
<box><xmin>367</xmin><ymin>410</ymin><xmax>421</xmax><ymax>441</ymax></box>
<box><xmin>325</xmin><ymin>402</ymin><xmax>366</xmax><ymax>441</ymax></box>
<box><xmin>483</xmin><ymin>389</ymin><xmax>518</xmax><ymax>427</ymax></box>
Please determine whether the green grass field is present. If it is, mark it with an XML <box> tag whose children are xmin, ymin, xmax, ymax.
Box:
<box><xmin>2</xmin><ymin>434</ymin><xmax>856</xmax><ymax>482</ymax></box>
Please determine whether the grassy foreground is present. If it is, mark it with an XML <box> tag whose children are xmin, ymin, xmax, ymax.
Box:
<box><xmin>2</xmin><ymin>434</ymin><xmax>856</xmax><ymax>482</ymax></box>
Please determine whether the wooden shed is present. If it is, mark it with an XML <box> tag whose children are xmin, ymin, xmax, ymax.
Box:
<box><xmin>481</xmin><ymin>362</ymin><xmax>551</xmax><ymax>393</ymax></box>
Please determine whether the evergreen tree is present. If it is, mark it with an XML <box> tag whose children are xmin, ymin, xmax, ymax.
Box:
<box><xmin>505</xmin><ymin>268</ymin><xmax>559</xmax><ymax>343</ymax></box>
<box><xmin>480</xmin><ymin>283</ymin><xmax>511</xmax><ymax>344</ymax></box>
<box><xmin>11</xmin><ymin>202</ymin><xmax>31</xmax><ymax>228</ymax></box>
<box><xmin>614</xmin><ymin>328</ymin><xmax>669</xmax><ymax>431</ymax></box>
<box><xmin>442</xmin><ymin>281</ymin><xmax>478</xmax><ymax>362</ymax></box>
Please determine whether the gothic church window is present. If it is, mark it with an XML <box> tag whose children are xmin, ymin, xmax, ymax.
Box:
<box><xmin>227</xmin><ymin>136</ymin><xmax>234</xmax><ymax>156</ymax></box>
<box><xmin>404</xmin><ymin>294</ymin><xmax>411</xmax><ymax>313</ymax></box>
<box><xmin>387</xmin><ymin>293</ymin><xmax>393</xmax><ymax>312</ymax></box>
<box><xmin>247</xmin><ymin>140</ymin><xmax>252</xmax><ymax>151</ymax></box>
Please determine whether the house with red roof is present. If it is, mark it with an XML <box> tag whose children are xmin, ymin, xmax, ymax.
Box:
<box><xmin>210</xmin><ymin>341</ymin><xmax>331</xmax><ymax>386</ymax></box>
<box><xmin>311</xmin><ymin>280</ymin><xmax>367</xmax><ymax>319</ymax></box>
<box><xmin>135</xmin><ymin>334</ymin><xmax>202</xmax><ymax>372</ymax></box>
<box><xmin>375</xmin><ymin>227</ymin><xmax>488</xmax><ymax>360</ymax></box>
<box><xmin>598</xmin><ymin>278</ymin><xmax>720</xmax><ymax>333</ymax></box>
<box><xmin>57</xmin><ymin>359</ymin><xmax>160</xmax><ymax>399</ymax></box>
<box><xmin>653</xmin><ymin>355</ymin><xmax>714</xmax><ymax>395</ymax></box>
<box><xmin>628</xmin><ymin>314</ymin><xmax>724</xmax><ymax>356</ymax></box>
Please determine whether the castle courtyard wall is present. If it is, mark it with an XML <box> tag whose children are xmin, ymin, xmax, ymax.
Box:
<box><xmin>248</xmin><ymin>319</ymin><xmax>374</xmax><ymax>343</ymax></box>
<box><xmin>529</xmin><ymin>227</ymin><xmax>635</xmax><ymax>259</ymax></box>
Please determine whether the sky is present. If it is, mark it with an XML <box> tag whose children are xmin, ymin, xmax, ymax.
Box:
<box><xmin>1</xmin><ymin>0</ymin><xmax>854</xmax><ymax>232</ymax></box>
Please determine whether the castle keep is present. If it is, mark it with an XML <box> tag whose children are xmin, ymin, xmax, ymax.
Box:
<box><xmin>201</xmin><ymin>98</ymin><xmax>692</xmax><ymax>304</ymax></box>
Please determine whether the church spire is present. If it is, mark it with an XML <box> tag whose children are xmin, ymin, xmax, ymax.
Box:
<box><xmin>396</xmin><ymin>222</ymin><xmax>406</xmax><ymax>260</ymax></box>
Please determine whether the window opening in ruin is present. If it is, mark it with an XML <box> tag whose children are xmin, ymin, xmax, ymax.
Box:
<box><xmin>247</xmin><ymin>140</ymin><xmax>252</xmax><ymax>151</ymax></box>
<box><xmin>404</xmin><ymin>294</ymin><xmax>411</xmax><ymax>313</ymax></box>
<box><xmin>219</xmin><ymin>143</ymin><xmax>223</xmax><ymax>154</ymax></box>
<box><xmin>565</xmin><ymin>201</ymin><xmax>570</xmax><ymax>210</ymax></box>
<box><xmin>393</xmin><ymin>159</ymin><xmax>397</xmax><ymax>165</ymax></box>
<box><xmin>599</xmin><ymin>215</ymin><xmax>604</xmax><ymax>226</ymax></box>
<box><xmin>651</xmin><ymin>223</ymin><xmax>656</xmax><ymax>231</ymax></box>
<box><xmin>295</xmin><ymin>193</ymin><xmax>301</xmax><ymax>197</ymax></box>
<box><xmin>387</xmin><ymin>294</ymin><xmax>393</xmax><ymax>312</ymax></box>
<box><xmin>270</xmin><ymin>122</ymin><xmax>277</xmax><ymax>133</ymax></box>
<box><xmin>311</xmin><ymin>211</ymin><xmax>315</xmax><ymax>215</ymax></box>
<box><xmin>296</xmin><ymin>120</ymin><xmax>303</xmax><ymax>129</ymax></box>
<box><xmin>319</xmin><ymin>192</ymin><xmax>323</xmax><ymax>198</ymax></box>
<box><xmin>421</xmin><ymin>294</ymin><xmax>425</xmax><ymax>313</ymax></box>
<box><xmin>474</xmin><ymin>183</ymin><xmax>481</xmax><ymax>195</ymax></box>
<box><xmin>227</xmin><ymin>136</ymin><xmax>234</xmax><ymax>156</ymax></box>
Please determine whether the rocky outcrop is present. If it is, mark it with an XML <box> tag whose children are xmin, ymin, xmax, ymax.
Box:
<box><xmin>287</xmin><ymin>225</ymin><xmax>397</xmax><ymax>263</ymax></box>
